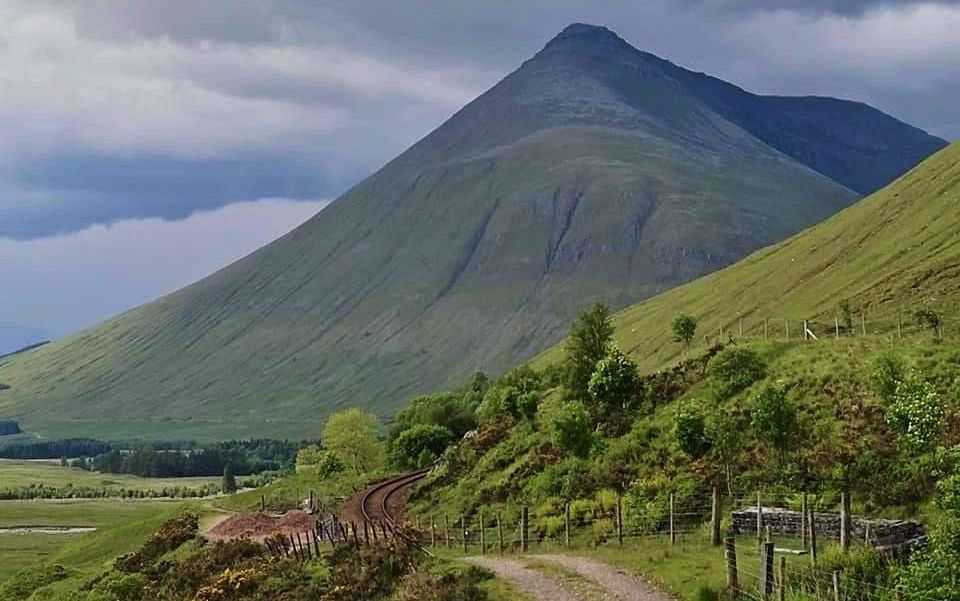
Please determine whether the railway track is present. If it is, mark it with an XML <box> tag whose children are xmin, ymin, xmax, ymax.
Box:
<box><xmin>359</xmin><ymin>469</ymin><xmax>430</xmax><ymax>526</ymax></box>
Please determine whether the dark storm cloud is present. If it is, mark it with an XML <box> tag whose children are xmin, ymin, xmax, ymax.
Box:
<box><xmin>1</xmin><ymin>0</ymin><xmax>957</xmax><ymax>239</ymax></box>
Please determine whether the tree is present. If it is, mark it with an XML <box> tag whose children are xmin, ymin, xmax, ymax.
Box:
<box><xmin>476</xmin><ymin>366</ymin><xmax>543</xmax><ymax>423</ymax></box>
<box><xmin>675</xmin><ymin>403</ymin><xmax>709</xmax><ymax>458</ymax></box>
<box><xmin>390</xmin><ymin>424</ymin><xmax>453</xmax><ymax>469</ymax></box>
<box><xmin>587</xmin><ymin>347</ymin><xmax>640</xmax><ymax>423</ymax></box>
<box><xmin>750</xmin><ymin>383</ymin><xmax>796</xmax><ymax>464</ymax></box>
<box><xmin>322</xmin><ymin>408</ymin><xmax>386</xmax><ymax>474</ymax></box>
<box><xmin>869</xmin><ymin>352</ymin><xmax>907</xmax><ymax>402</ymax></box>
<box><xmin>564</xmin><ymin>301</ymin><xmax>615</xmax><ymax>400</ymax></box>
<box><xmin>551</xmin><ymin>401</ymin><xmax>594</xmax><ymax>459</ymax></box>
<box><xmin>221</xmin><ymin>463</ymin><xmax>237</xmax><ymax>494</ymax></box>
<box><xmin>671</xmin><ymin>314</ymin><xmax>698</xmax><ymax>347</ymax></box>
<box><xmin>707</xmin><ymin>412</ymin><xmax>742</xmax><ymax>494</ymax></box>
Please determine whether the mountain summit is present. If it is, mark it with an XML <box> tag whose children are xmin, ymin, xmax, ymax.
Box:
<box><xmin>0</xmin><ymin>25</ymin><xmax>946</xmax><ymax>439</ymax></box>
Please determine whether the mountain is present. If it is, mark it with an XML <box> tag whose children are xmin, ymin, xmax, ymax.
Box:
<box><xmin>0</xmin><ymin>24</ymin><xmax>946</xmax><ymax>440</ymax></box>
<box><xmin>535</xmin><ymin>141</ymin><xmax>960</xmax><ymax>372</ymax></box>
<box><xmin>0</xmin><ymin>326</ymin><xmax>51</xmax><ymax>357</ymax></box>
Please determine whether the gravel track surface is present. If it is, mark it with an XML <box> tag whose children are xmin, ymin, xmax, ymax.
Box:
<box><xmin>465</xmin><ymin>557</ymin><xmax>586</xmax><ymax>601</ymax></box>
<box><xmin>536</xmin><ymin>555</ymin><xmax>675</xmax><ymax>601</ymax></box>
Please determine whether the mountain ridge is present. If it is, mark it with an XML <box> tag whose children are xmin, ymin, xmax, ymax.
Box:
<box><xmin>0</xmin><ymin>24</ymin><xmax>944</xmax><ymax>440</ymax></box>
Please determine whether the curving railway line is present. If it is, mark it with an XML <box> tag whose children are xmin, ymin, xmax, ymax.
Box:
<box><xmin>347</xmin><ymin>469</ymin><xmax>430</xmax><ymax>527</ymax></box>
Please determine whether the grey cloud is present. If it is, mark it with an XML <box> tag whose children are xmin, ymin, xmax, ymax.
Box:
<box><xmin>0</xmin><ymin>198</ymin><xmax>328</xmax><ymax>335</ymax></box>
<box><xmin>1</xmin><ymin>0</ymin><xmax>957</xmax><ymax>241</ymax></box>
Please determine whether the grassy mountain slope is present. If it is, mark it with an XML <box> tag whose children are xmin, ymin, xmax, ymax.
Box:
<box><xmin>413</xmin><ymin>144</ymin><xmax>960</xmax><ymax>525</ymax></box>
<box><xmin>537</xmin><ymin>141</ymin><xmax>960</xmax><ymax>371</ymax></box>
<box><xmin>0</xmin><ymin>25</ymin><xmax>944</xmax><ymax>440</ymax></box>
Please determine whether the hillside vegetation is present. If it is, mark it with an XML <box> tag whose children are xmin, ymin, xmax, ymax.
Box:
<box><xmin>536</xmin><ymin>141</ymin><xmax>960</xmax><ymax>373</ymax></box>
<box><xmin>0</xmin><ymin>25</ymin><xmax>944</xmax><ymax>441</ymax></box>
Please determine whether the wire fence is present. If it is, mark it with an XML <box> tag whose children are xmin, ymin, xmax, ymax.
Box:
<box><xmin>408</xmin><ymin>487</ymin><xmax>928</xmax><ymax>601</ymax></box>
<box><xmin>698</xmin><ymin>313</ymin><xmax>951</xmax><ymax>346</ymax></box>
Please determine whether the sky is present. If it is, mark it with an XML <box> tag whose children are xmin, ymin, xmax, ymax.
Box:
<box><xmin>0</xmin><ymin>0</ymin><xmax>958</xmax><ymax>345</ymax></box>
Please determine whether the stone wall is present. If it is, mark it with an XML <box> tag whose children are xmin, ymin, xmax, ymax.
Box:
<box><xmin>731</xmin><ymin>506</ymin><xmax>924</xmax><ymax>549</ymax></box>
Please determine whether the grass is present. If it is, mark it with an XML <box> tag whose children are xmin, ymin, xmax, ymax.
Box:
<box><xmin>532</xmin><ymin>141</ymin><xmax>960</xmax><ymax>375</ymax></box>
<box><xmin>0</xmin><ymin>498</ymin><xmax>190</xmax><ymax>587</ymax></box>
<box><xmin>0</xmin><ymin>459</ymin><xmax>220</xmax><ymax>493</ymax></box>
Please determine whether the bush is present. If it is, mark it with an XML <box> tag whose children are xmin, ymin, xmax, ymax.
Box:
<box><xmin>0</xmin><ymin>565</ymin><xmax>72</xmax><ymax>601</ymax></box>
<box><xmin>569</xmin><ymin>499</ymin><xmax>599</xmax><ymax>525</ymax></box>
<box><xmin>550</xmin><ymin>401</ymin><xmax>593</xmax><ymax>459</ymax></box>
<box><xmin>588</xmin><ymin>347</ymin><xmax>641</xmax><ymax>424</ymax></box>
<box><xmin>477</xmin><ymin>367</ymin><xmax>543</xmax><ymax>423</ymax></box>
<box><xmin>675</xmin><ymin>403</ymin><xmax>709</xmax><ymax>458</ymax></box>
<box><xmin>390</xmin><ymin>424</ymin><xmax>453</xmax><ymax>469</ymax></box>
<box><xmin>394</xmin><ymin>564</ymin><xmax>489</xmax><ymax>601</ymax></box>
<box><xmin>750</xmin><ymin>383</ymin><xmax>796</xmax><ymax>467</ymax></box>
<box><xmin>708</xmin><ymin>348</ymin><xmax>766</xmax><ymax>399</ymax></box>
<box><xmin>869</xmin><ymin>352</ymin><xmax>907</xmax><ymax>402</ymax></box>
<box><xmin>886</xmin><ymin>373</ymin><xmax>945</xmax><ymax>453</ymax></box>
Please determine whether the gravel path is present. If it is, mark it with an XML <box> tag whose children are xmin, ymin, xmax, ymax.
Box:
<box><xmin>464</xmin><ymin>557</ymin><xmax>585</xmax><ymax>601</ymax></box>
<box><xmin>535</xmin><ymin>555</ymin><xmax>675</xmax><ymax>601</ymax></box>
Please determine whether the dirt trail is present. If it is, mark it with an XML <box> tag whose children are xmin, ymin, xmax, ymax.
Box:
<box><xmin>464</xmin><ymin>557</ymin><xmax>585</xmax><ymax>601</ymax></box>
<box><xmin>535</xmin><ymin>555</ymin><xmax>675</xmax><ymax>601</ymax></box>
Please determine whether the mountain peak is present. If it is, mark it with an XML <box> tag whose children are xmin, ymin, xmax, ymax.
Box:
<box><xmin>544</xmin><ymin>22</ymin><xmax>634</xmax><ymax>53</ymax></box>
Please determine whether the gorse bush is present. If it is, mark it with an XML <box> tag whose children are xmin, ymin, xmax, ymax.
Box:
<box><xmin>707</xmin><ymin>348</ymin><xmax>766</xmax><ymax>400</ymax></box>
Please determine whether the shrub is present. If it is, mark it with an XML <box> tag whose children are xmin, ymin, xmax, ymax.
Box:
<box><xmin>750</xmin><ymin>383</ymin><xmax>796</xmax><ymax>463</ymax></box>
<box><xmin>588</xmin><ymin>347</ymin><xmax>641</xmax><ymax>423</ymax></box>
<box><xmin>477</xmin><ymin>367</ymin><xmax>543</xmax><ymax>423</ymax></box>
<box><xmin>869</xmin><ymin>352</ymin><xmax>907</xmax><ymax>402</ymax></box>
<box><xmin>886</xmin><ymin>374</ymin><xmax>946</xmax><ymax>453</ymax></box>
<box><xmin>569</xmin><ymin>499</ymin><xmax>599</xmax><ymax>525</ymax></box>
<box><xmin>394</xmin><ymin>564</ymin><xmax>489</xmax><ymax>601</ymax></box>
<box><xmin>708</xmin><ymin>348</ymin><xmax>766</xmax><ymax>399</ymax></box>
<box><xmin>589</xmin><ymin>517</ymin><xmax>616</xmax><ymax>545</ymax></box>
<box><xmin>390</xmin><ymin>424</ymin><xmax>453</xmax><ymax>469</ymax></box>
<box><xmin>550</xmin><ymin>401</ymin><xmax>593</xmax><ymax>459</ymax></box>
<box><xmin>115</xmin><ymin>512</ymin><xmax>199</xmax><ymax>573</ymax></box>
<box><xmin>675</xmin><ymin>403</ymin><xmax>709</xmax><ymax>458</ymax></box>
<box><xmin>0</xmin><ymin>565</ymin><xmax>72</xmax><ymax>601</ymax></box>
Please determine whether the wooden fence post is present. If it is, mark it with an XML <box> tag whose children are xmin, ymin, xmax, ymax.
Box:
<box><xmin>835</xmin><ymin>317</ymin><xmax>840</xmax><ymax>339</ymax></box>
<box><xmin>764</xmin><ymin>318</ymin><xmax>769</xmax><ymax>339</ymax></box>
<box><xmin>520</xmin><ymin>507</ymin><xmax>529</xmax><ymax>552</ymax></box>
<box><xmin>444</xmin><ymin>514</ymin><xmax>450</xmax><ymax>549</ymax></box>
<box><xmin>739</xmin><ymin>318</ymin><xmax>744</xmax><ymax>336</ymax></box>
<box><xmin>861</xmin><ymin>312</ymin><xmax>867</xmax><ymax>336</ymax></box>
<box><xmin>669</xmin><ymin>492</ymin><xmax>676</xmax><ymax>545</ymax></box>
<box><xmin>260</xmin><ymin>495</ymin><xmax>265</xmax><ymax>512</ymax></box>
<box><xmin>778</xmin><ymin>556</ymin><xmax>786</xmax><ymax>601</ymax></box>
<box><xmin>616</xmin><ymin>493</ymin><xmax>624</xmax><ymax>546</ymax></box>
<box><xmin>785</xmin><ymin>319</ymin><xmax>789</xmax><ymax>341</ymax></box>
<box><xmin>564</xmin><ymin>503</ymin><xmax>571</xmax><ymax>548</ymax></box>
<box><xmin>832</xmin><ymin>571</ymin><xmax>841</xmax><ymax>601</ymax></box>
<box><xmin>461</xmin><ymin>515</ymin><xmax>468</xmax><ymax>553</ymax></box>
<box><xmin>497</xmin><ymin>511</ymin><xmax>504</xmax><ymax>553</ymax></box>
<box><xmin>725</xmin><ymin>536</ymin><xmax>739</xmax><ymax>596</ymax></box>
<box><xmin>840</xmin><ymin>491</ymin><xmax>851</xmax><ymax>552</ymax></box>
<box><xmin>711</xmin><ymin>486</ymin><xmax>722</xmax><ymax>546</ymax></box>
<box><xmin>757</xmin><ymin>492</ymin><xmax>764</xmax><ymax>544</ymax></box>
<box><xmin>800</xmin><ymin>492</ymin><xmax>808</xmax><ymax>548</ymax></box>
<box><xmin>808</xmin><ymin>506</ymin><xmax>818</xmax><ymax>565</ymax></box>
<box><xmin>363</xmin><ymin>520</ymin><xmax>370</xmax><ymax>544</ymax></box>
<box><xmin>761</xmin><ymin>542</ymin><xmax>775</xmax><ymax>599</ymax></box>
<box><xmin>479</xmin><ymin>511</ymin><xmax>486</xmax><ymax>555</ymax></box>
<box><xmin>430</xmin><ymin>519</ymin><xmax>436</xmax><ymax>548</ymax></box>
<box><xmin>898</xmin><ymin>314</ymin><xmax>903</xmax><ymax>339</ymax></box>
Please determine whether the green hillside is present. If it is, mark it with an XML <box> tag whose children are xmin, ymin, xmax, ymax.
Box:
<box><xmin>536</xmin><ymin>141</ymin><xmax>960</xmax><ymax>372</ymax></box>
<box><xmin>0</xmin><ymin>25</ymin><xmax>944</xmax><ymax>441</ymax></box>
<box><xmin>409</xmin><ymin>142</ymin><xmax>960</xmax><ymax>523</ymax></box>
